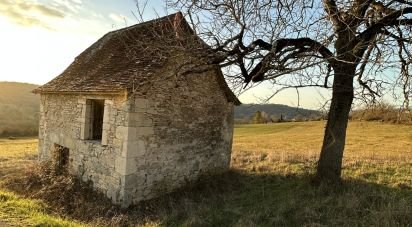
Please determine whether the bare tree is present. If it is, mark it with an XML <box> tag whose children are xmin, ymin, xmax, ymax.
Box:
<box><xmin>129</xmin><ymin>0</ymin><xmax>412</xmax><ymax>183</ymax></box>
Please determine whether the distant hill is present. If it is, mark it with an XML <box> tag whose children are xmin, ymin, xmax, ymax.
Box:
<box><xmin>235</xmin><ymin>104</ymin><xmax>321</xmax><ymax>120</ymax></box>
<box><xmin>0</xmin><ymin>82</ymin><xmax>40</xmax><ymax>137</ymax></box>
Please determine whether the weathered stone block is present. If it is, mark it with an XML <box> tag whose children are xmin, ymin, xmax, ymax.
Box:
<box><xmin>101</xmin><ymin>129</ymin><xmax>109</xmax><ymax>145</ymax></box>
<box><xmin>121</xmin><ymin>139</ymin><xmax>146</xmax><ymax>158</ymax></box>
<box><xmin>136</xmin><ymin>127</ymin><xmax>154</xmax><ymax>136</ymax></box>
<box><xmin>63</xmin><ymin>136</ymin><xmax>76</xmax><ymax>149</ymax></box>
<box><xmin>115</xmin><ymin>156</ymin><xmax>139</xmax><ymax>175</ymax></box>
<box><xmin>135</xmin><ymin>98</ymin><xmax>148</xmax><ymax>110</ymax></box>
<box><xmin>78</xmin><ymin>99</ymin><xmax>86</xmax><ymax>104</ymax></box>
<box><xmin>50</xmin><ymin>132</ymin><xmax>60</xmax><ymax>144</ymax></box>
<box><xmin>128</xmin><ymin>113</ymin><xmax>153</xmax><ymax>127</ymax></box>
<box><xmin>116</xmin><ymin>126</ymin><xmax>137</xmax><ymax>141</ymax></box>
<box><xmin>105</xmin><ymin>100</ymin><xmax>114</xmax><ymax>105</ymax></box>
<box><xmin>114</xmin><ymin>156</ymin><xmax>127</xmax><ymax>174</ymax></box>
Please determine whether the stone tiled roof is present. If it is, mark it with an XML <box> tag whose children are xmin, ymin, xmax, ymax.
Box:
<box><xmin>33</xmin><ymin>12</ymin><xmax>240</xmax><ymax>105</ymax></box>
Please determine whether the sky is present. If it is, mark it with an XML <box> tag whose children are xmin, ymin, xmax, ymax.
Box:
<box><xmin>0</xmin><ymin>0</ymin><xmax>329</xmax><ymax>109</ymax></box>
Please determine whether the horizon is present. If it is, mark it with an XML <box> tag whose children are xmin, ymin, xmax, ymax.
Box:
<box><xmin>0</xmin><ymin>80</ymin><xmax>399</xmax><ymax>112</ymax></box>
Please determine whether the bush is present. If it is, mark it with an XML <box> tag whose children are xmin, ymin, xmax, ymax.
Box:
<box><xmin>351</xmin><ymin>102</ymin><xmax>412</xmax><ymax>124</ymax></box>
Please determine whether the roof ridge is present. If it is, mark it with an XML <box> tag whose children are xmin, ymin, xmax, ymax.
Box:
<box><xmin>108</xmin><ymin>12</ymin><xmax>183</xmax><ymax>35</ymax></box>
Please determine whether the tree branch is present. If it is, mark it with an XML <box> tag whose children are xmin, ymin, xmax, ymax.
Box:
<box><xmin>322</xmin><ymin>0</ymin><xmax>343</xmax><ymax>30</ymax></box>
<box><xmin>387</xmin><ymin>0</ymin><xmax>412</xmax><ymax>7</ymax></box>
<box><xmin>243</xmin><ymin>37</ymin><xmax>335</xmax><ymax>85</ymax></box>
<box><xmin>351</xmin><ymin>0</ymin><xmax>374</xmax><ymax>25</ymax></box>
<box><xmin>273</xmin><ymin>38</ymin><xmax>335</xmax><ymax>63</ymax></box>
<box><xmin>353</xmin><ymin>7</ymin><xmax>412</xmax><ymax>57</ymax></box>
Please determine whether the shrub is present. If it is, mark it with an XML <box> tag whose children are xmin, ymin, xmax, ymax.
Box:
<box><xmin>351</xmin><ymin>102</ymin><xmax>412</xmax><ymax>124</ymax></box>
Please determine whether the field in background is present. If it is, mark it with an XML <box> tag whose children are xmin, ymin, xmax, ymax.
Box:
<box><xmin>234</xmin><ymin>121</ymin><xmax>412</xmax><ymax>163</ymax></box>
<box><xmin>0</xmin><ymin>82</ymin><xmax>39</xmax><ymax>137</ymax></box>
<box><xmin>0</xmin><ymin>121</ymin><xmax>411</xmax><ymax>226</ymax></box>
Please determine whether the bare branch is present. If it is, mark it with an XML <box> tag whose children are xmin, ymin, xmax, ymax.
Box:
<box><xmin>322</xmin><ymin>0</ymin><xmax>343</xmax><ymax>30</ymax></box>
<box><xmin>353</xmin><ymin>7</ymin><xmax>412</xmax><ymax>57</ymax></box>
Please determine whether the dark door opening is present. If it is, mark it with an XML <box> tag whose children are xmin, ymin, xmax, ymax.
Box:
<box><xmin>53</xmin><ymin>144</ymin><xmax>70</xmax><ymax>174</ymax></box>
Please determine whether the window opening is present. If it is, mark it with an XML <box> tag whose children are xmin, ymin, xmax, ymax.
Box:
<box><xmin>90</xmin><ymin>99</ymin><xmax>104</xmax><ymax>140</ymax></box>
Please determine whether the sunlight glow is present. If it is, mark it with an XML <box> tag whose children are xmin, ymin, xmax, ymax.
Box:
<box><xmin>0</xmin><ymin>17</ymin><xmax>98</xmax><ymax>84</ymax></box>
<box><xmin>0</xmin><ymin>0</ymin><xmax>133</xmax><ymax>84</ymax></box>
<box><xmin>0</xmin><ymin>0</ymin><xmax>329</xmax><ymax>108</ymax></box>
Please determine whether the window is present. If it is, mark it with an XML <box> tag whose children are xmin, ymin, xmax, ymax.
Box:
<box><xmin>90</xmin><ymin>99</ymin><xmax>104</xmax><ymax>140</ymax></box>
<box><xmin>82</xmin><ymin>99</ymin><xmax>105</xmax><ymax>141</ymax></box>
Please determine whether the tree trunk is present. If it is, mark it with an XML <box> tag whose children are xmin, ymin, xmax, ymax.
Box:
<box><xmin>316</xmin><ymin>64</ymin><xmax>355</xmax><ymax>183</ymax></box>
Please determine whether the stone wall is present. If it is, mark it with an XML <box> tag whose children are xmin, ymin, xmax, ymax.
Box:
<box><xmin>38</xmin><ymin>93</ymin><xmax>130</xmax><ymax>204</ymax></box>
<box><xmin>119</xmin><ymin>67</ymin><xmax>235</xmax><ymax>206</ymax></box>
<box><xmin>38</xmin><ymin>67</ymin><xmax>235</xmax><ymax>207</ymax></box>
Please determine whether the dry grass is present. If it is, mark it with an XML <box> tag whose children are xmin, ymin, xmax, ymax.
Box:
<box><xmin>0</xmin><ymin>121</ymin><xmax>411</xmax><ymax>226</ymax></box>
<box><xmin>233</xmin><ymin>121</ymin><xmax>412</xmax><ymax>163</ymax></box>
<box><xmin>0</xmin><ymin>138</ymin><xmax>37</xmax><ymax>178</ymax></box>
<box><xmin>0</xmin><ymin>138</ymin><xmax>86</xmax><ymax>226</ymax></box>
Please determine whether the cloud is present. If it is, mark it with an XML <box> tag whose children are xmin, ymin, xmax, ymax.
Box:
<box><xmin>34</xmin><ymin>4</ymin><xmax>65</xmax><ymax>18</ymax></box>
<box><xmin>109</xmin><ymin>13</ymin><xmax>127</xmax><ymax>23</ymax></box>
<box><xmin>50</xmin><ymin>0</ymin><xmax>82</xmax><ymax>14</ymax></box>
<box><xmin>0</xmin><ymin>0</ymin><xmax>65</xmax><ymax>29</ymax></box>
<box><xmin>0</xmin><ymin>0</ymin><xmax>128</xmax><ymax>36</ymax></box>
<box><xmin>0</xmin><ymin>9</ymin><xmax>52</xmax><ymax>29</ymax></box>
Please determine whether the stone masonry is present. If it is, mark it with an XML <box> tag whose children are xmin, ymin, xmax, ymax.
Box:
<box><xmin>38</xmin><ymin>67</ymin><xmax>235</xmax><ymax>207</ymax></box>
<box><xmin>35</xmin><ymin>12</ymin><xmax>240</xmax><ymax>207</ymax></box>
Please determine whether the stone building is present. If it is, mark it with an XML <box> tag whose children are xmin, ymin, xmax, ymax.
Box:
<box><xmin>33</xmin><ymin>13</ymin><xmax>240</xmax><ymax>207</ymax></box>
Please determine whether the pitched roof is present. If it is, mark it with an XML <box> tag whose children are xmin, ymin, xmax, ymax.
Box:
<box><xmin>33</xmin><ymin>12</ymin><xmax>240</xmax><ymax>105</ymax></box>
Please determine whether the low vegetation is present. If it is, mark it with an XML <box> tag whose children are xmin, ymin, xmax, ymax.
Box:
<box><xmin>0</xmin><ymin>122</ymin><xmax>411</xmax><ymax>226</ymax></box>
<box><xmin>0</xmin><ymin>139</ymin><xmax>83</xmax><ymax>226</ymax></box>
<box><xmin>351</xmin><ymin>102</ymin><xmax>412</xmax><ymax>124</ymax></box>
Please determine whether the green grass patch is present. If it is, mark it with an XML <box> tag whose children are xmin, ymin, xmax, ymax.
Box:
<box><xmin>0</xmin><ymin>190</ymin><xmax>84</xmax><ymax>226</ymax></box>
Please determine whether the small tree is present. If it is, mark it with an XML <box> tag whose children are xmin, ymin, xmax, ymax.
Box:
<box><xmin>270</xmin><ymin>114</ymin><xmax>282</xmax><ymax>123</ymax></box>
<box><xmin>252</xmin><ymin>111</ymin><xmax>269</xmax><ymax>124</ymax></box>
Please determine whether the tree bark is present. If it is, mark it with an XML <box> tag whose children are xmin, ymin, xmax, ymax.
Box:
<box><xmin>316</xmin><ymin>64</ymin><xmax>355</xmax><ymax>183</ymax></box>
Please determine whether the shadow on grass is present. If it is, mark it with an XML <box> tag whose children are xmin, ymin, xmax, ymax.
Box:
<box><xmin>2</xmin><ymin>164</ymin><xmax>411</xmax><ymax>227</ymax></box>
<box><xmin>127</xmin><ymin>170</ymin><xmax>411</xmax><ymax>227</ymax></box>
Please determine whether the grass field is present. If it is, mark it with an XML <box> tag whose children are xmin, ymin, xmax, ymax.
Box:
<box><xmin>0</xmin><ymin>139</ymin><xmax>84</xmax><ymax>226</ymax></box>
<box><xmin>0</xmin><ymin>121</ymin><xmax>411</xmax><ymax>226</ymax></box>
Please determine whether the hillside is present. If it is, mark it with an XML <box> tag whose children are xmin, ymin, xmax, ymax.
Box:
<box><xmin>235</xmin><ymin>103</ymin><xmax>321</xmax><ymax>120</ymax></box>
<box><xmin>0</xmin><ymin>82</ymin><xmax>40</xmax><ymax>136</ymax></box>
